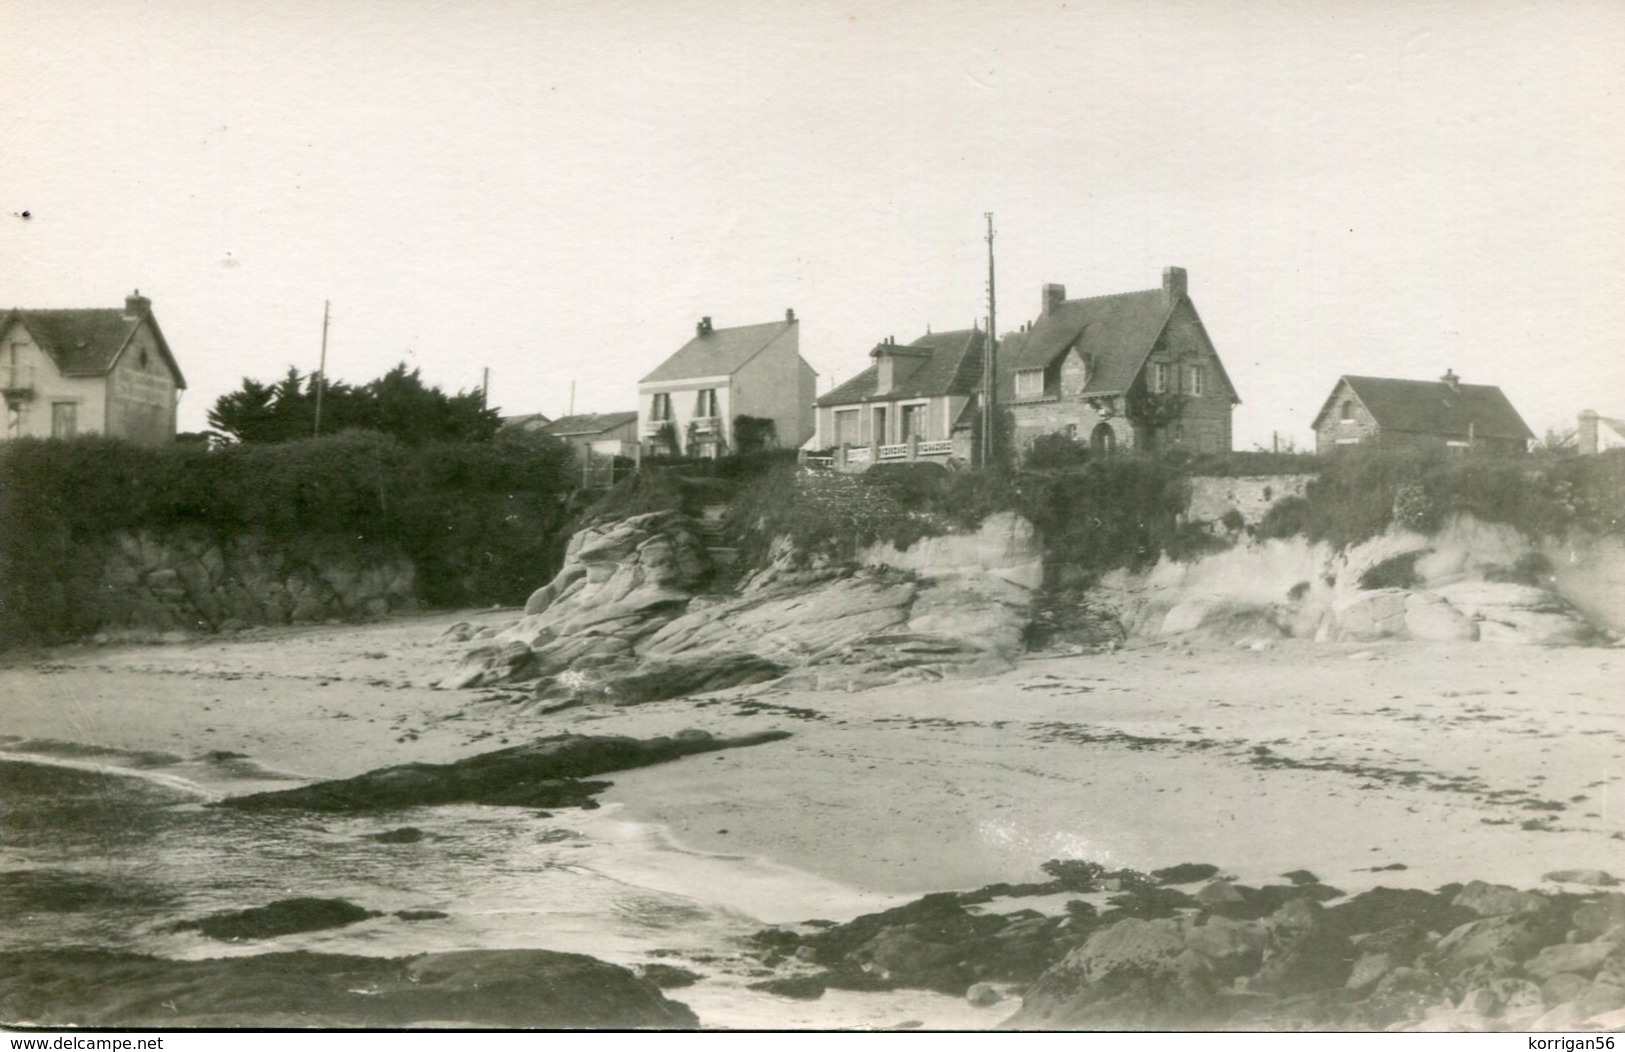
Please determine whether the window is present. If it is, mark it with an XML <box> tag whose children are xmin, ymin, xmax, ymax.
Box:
<box><xmin>650</xmin><ymin>392</ymin><xmax>672</xmax><ymax>421</ymax></box>
<box><xmin>1340</xmin><ymin>399</ymin><xmax>1354</xmax><ymax>422</ymax></box>
<box><xmin>834</xmin><ymin>409</ymin><xmax>860</xmax><ymax>446</ymax></box>
<box><xmin>51</xmin><ymin>402</ymin><xmax>78</xmax><ymax>439</ymax></box>
<box><xmin>1015</xmin><ymin>369</ymin><xmax>1045</xmax><ymax>397</ymax></box>
<box><xmin>901</xmin><ymin>403</ymin><xmax>927</xmax><ymax>439</ymax></box>
<box><xmin>694</xmin><ymin>388</ymin><xmax>719</xmax><ymax>418</ymax></box>
<box><xmin>1187</xmin><ymin>365</ymin><xmax>1204</xmax><ymax>397</ymax></box>
<box><xmin>1151</xmin><ymin>363</ymin><xmax>1170</xmax><ymax>393</ymax></box>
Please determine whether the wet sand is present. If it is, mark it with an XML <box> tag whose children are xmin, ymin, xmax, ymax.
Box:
<box><xmin>4</xmin><ymin>611</ymin><xmax>1622</xmax><ymax>935</ymax></box>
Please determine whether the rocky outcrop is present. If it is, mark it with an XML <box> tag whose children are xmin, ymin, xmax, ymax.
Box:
<box><xmin>1108</xmin><ymin>515</ymin><xmax>1605</xmax><ymax>648</ymax></box>
<box><xmin>85</xmin><ymin>528</ymin><xmax>415</xmax><ymax>640</ymax></box>
<box><xmin>0</xmin><ymin>948</ymin><xmax>698</xmax><ymax>1028</ymax></box>
<box><xmin>447</xmin><ymin>504</ymin><xmax>1038</xmax><ymax>701</ymax></box>
<box><xmin>216</xmin><ymin>729</ymin><xmax>791</xmax><ymax>812</ymax></box>
<box><xmin>740</xmin><ymin>861</ymin><xmax>1625</xmax><ymax>1032</ymax></box>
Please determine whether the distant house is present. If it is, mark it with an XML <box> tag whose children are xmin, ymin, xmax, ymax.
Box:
<box><xmin>1578</xmin><ymin>410</ymin><xmax>1625</xmax><ymax>455</ymax></box>
<box><xmin>639</xmin><ymin>311</ymin><xmax>816</xmax><ymax>457</ymax></box>
<box><xmin>1</xmin><ymin>290</ymin><xmax>186</xmax><ymax>446</ymax></box>
<box><xmin>1312</xmin><ymin>372</ymin><xmax>1534</xmax><ymax>456</ymax></box>
<box><xmin>814</xmin><ymin>328</ymin><xmax>984</xmax><ymax>467</ymax></box>
<box><xmin>994</xmin><ymin>267</ymin><xmax>1239</xmax><ymax>455</ymax></box>
<box><xmin>500</xmin><ymin>411</ymin><xmax>553</xmax><ymax>433</ymax></box>
<box><xmin>537</xmin><ymin>411</ymin><xmax>639</xmax><ymax>459</ymax></box>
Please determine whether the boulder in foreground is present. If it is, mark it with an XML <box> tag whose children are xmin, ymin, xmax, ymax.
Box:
<box><xmin>215</xmin><ymin>730</ymin><xmax>791</xmax><ymax>812</ymax></box>
<box><xmin>0</xmin><ymin>948</ymin><xmax>698</xmax><ymax>1028</ymax></box>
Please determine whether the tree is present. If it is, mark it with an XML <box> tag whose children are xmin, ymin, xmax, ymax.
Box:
<box><xmin>207</xmin><ymin>363</ymin><xmax>499</xmax><ymax>445</ymax></box>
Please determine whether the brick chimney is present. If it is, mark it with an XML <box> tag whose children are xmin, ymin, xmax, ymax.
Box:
<box><xmin>785</xmin><ymin>308</ymin><xmax>796</xmax><ymax>323</ymax></box>
<box><xmin>695</xmin><ymin>316</ymin><xmax>713</xmax><ymax>337</ymax></box>
<box><xmin>1441</xmin><ymin>368</ymin><xmax>1460</xmax><ymax>392</ymax></box>
<box><xmin>1579</xmin><ymin>409</ymin><xmax>1599</xmax><ymax>455</ymax></box>
<box><xmin>1161</xmin><ymin>267</ymin><xmax>1187</xmax><ymax>303</ymax></box>
<box><xmin>1041</xmin><ymin>283</ymin><xmax>1066</xmax><ymax>318</ymax></box>
<box><xmin>124</xmin><ymin>289</ymin><xmax>151</xmax><ymax>318</ymax></box>
<box><xmin>874</xmin><ymin>337</ymin><xmax>898</xmax><ymax>395</ymax></box>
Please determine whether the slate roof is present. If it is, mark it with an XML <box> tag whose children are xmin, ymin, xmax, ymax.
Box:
<box><xmin>1</xmin><ymin>306</ymin><xmax>187</xmax><ymax>388</ymax></box>
<box><xmin>541</xmin><ymin>411</ymin><xmax>639</xmax><ymax>438</ymax></box>
<box><xmin>993</xmin><ymin>288</ymin><xmax>1173</xmax><ymax>402</ymax></box>
<box><xmin>816</xmin><ymin>329</ymin><xmax>985</xmax><ymax>407</ymax></box>
<box><xmin>1315</xmin><ymin>376</ymin><xmax>1534</xmax><ymax>441</ymax></box>
<box><xmin>641</xmin><ymin>319</ymin><xmax>795</xmax><ymax>384</ymax></box>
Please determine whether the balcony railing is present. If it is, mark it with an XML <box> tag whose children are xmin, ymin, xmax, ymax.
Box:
<box><xmin>689</xmin><ymin>416</ymin><xmax>721</xmax><ymax>434</ymax></box>
<box><xmin>2</xmin><ymin>365</ymin><xmax>34</xmax><ymax>398</ymax></box>
<box><xmin>917</xmin><ymin>439</ymin><xmax>953</xmax><ymax>456</ymax></box>
<box><xmin>877</xmin><ymin>443</ymin><xmax>910</xmax><ymax>460</ymax></box>
<box><xmin>642</xmin><ymin>418</ymin><xmax>674</xmax><ymax>436</ymax></box>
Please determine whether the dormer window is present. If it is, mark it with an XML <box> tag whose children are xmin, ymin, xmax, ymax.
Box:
<box><xmin>1015</xmin><ymin>369</ymin><xmax>1045</xmax><ymax>397</ymax></box>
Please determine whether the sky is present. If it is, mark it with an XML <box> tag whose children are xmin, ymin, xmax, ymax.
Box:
<box><xmin>4</xmin><ymin>0</ymin><xmax>1622</xmax><ymax>450</ymax></box>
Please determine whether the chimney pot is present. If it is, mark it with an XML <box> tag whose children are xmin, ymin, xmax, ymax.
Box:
<box><xmin>1162</xmin><ymin>267</ymin><xmax>1187</xmax><ymax>302</ymax></box>
<box><xmin>1041</xmin><ymin>283</ymin><xmax>1066</xmax><ymax>317</ymax></box>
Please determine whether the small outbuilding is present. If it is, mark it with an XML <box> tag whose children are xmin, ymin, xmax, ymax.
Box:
<box><xmin>1312</xmin><ymin>371</ymin><xmax>1533</xmax><ymax>456</ymax></box>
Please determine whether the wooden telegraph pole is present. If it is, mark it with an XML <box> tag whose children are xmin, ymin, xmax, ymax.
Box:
<box><xmin>313</xmin><ymin>300</ymin><xmax>330</xmax><ymax>437</ymax></box>
<box><xmin>981</xmin><ymin>213</ymin><xmax>998</xmax><ymax>469</ymax></box>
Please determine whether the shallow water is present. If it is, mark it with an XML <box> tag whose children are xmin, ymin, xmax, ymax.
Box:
<box><xmin>0</xmin><ymin>748</ymin><xmax>989</xmax><ymax>1029</ymax></box>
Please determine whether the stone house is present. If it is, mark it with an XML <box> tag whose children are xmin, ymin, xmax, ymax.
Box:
<box><xmin>1312</xmin><ymin>372</ymin><xmax>1533</xmax><ymax>456</ymax></box>
<box><xmin>638</xmin><ymin>311</ymin><xmax>817</xmax><ymax>457</ymax></box>
<box><xmin>813</xmin><ymin>328</ymin><xmax>984</xmax><ymax>467</ymax></box>
<box><xmin>1</xmin><ymin>290</ymin><xmax>186</xmax><ymax>446</ymax></box>
<box><xmin>993</xmin><ymin>267</ymin><xmax>1239</xmax><ymax>455</ymax></box>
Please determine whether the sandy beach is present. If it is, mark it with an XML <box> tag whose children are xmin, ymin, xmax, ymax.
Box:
<box><xmin>5</xmin><ymin>608</ymin><xmax>1621</xmax><ymax>906</ymax></box>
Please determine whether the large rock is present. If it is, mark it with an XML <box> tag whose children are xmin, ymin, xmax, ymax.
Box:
<box><xmin>216</xmin><ymin>730</ymin><xmax>792</xmax><ymax>812</ymax></box>
<box><xmin>1002</xmin><ymin>917</ymin><xmax>1215</xmax><ymax>1029</ymax></box>
<box><xmin>0</xmin><ymin>948</ymin><xmax>697</xmax><ymax>1028</ymax></box>
<box><xmin>1333</xmin><ymin>589</ymin><xmax>1411</xmax><ymax>641</ymax></box>
<box><xmin>1431</xmin><ymin>581</ymin><xmax>1597</xmax><ymax>645</ymax></box>
<box><xmin>1404</xmin><ymin>591</ymin><xmax>1479</xmax><ymax>642</ymax></box>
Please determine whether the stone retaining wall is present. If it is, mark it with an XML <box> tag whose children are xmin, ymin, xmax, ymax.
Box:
<box><xmin>82</xmin><ymin>529</ymin><xmax>416</xmax><ymax>641</ymax></box>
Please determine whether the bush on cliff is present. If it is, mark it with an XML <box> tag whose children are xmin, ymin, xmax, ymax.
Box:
<box><xmin>0</xmin><ymin>430</ymin><xmax>575</xmax><ymax>645</ymax></box>
<box><xmin>1263</xmin><ymin>448</ymin><xmax>1625</xmax><ymax>548</ymax></box>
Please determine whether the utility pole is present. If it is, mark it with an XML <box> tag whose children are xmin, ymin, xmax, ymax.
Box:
<box><xmin>981</xmin><ymin>213</ymin><xmax>998</xmax><ymax>469</ymax></box>
<box><xmin>481</xmin><ymin>367</ymin><xmax>490</xmax><ymax>408</ymax></box>
<box><xmin>313</xmin><ymin>300</ymin><xmax>330</xmax><ymax>437</ymax></box>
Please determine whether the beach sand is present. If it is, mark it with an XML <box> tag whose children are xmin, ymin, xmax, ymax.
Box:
<box><xmin>5</xmin><ymin>609</ymin><xmax>1621</xmax><ymax>905</ymax></box>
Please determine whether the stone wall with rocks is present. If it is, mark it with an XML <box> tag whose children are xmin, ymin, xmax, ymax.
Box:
<box><xmin>80</xmin><ymin>529</ymin><xmax>416</xmax><ymax>642</ymax></box>
<box><xmin>1184</xmin><ymin>474</ymin><xmax>1315</xmax><ymax>530</ymax></box>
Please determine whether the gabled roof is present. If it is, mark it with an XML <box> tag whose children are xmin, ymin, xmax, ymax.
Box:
<box><xmin>1314</xmin><ymin>376</ymin><xmax>1535</xmax><ymax>441</ymax></box>
<box><xmin>500</xmin><ymin>412</ymin><xmax>553</xmax><ymax>431</ymax></box>
<box><xmin>541</xmin><ymin>411</ymin><xmax>639</xmax><ymax>438</ymax></box>
<box><xmin>816</xmin><ymin>329</ymin><xmax>985</xmax><ymax>407</ymax></box>
<box><xmin>994</xmin><ymin>288</ymin><xmax>1175</xmax><ymax>402</ymax></box>
<box><xmin>641</xmin><ymin>319</ymin><xmax>795</xmax><ymax>384</ymax></box>
<box><xmin>2</xmin><ymin>305</ymin><xmax>187</xmax><ymax>388</ymax></box>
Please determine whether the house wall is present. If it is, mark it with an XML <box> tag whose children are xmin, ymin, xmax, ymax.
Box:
<box><xmin>1006</xmin><ymin>299</ymin><xmax>1235</xmax><ymax>456</ymax></box>
<box><xmin>1143</xmin><ymin>301</ymin><xmax>1233</xmax><ymax>454</ymax></box>
<box><xmin>818</xmin><ymin>394</ymin><xmax>962</xmax><ymax>449</ymax></box>
<box><xmin>639</xmin><ymin>377</ymin><xmax>733</xmax><ymax>454</ymax></box>
<box><xmin>1314</xmin><ymin>381</ymin><xmax>1382</xmax><ymax>454</ymax></box>
<box><xmin>1</xmin><ymin>320</ymin><xmax>110</xmax><ymax>440</ymax></box>
<box><xmin>732</xmin><ymin>326</ymin><xmax>814</xmax><ymax>449</ymax></box>
<box><xmin>104</xmin><ymin>321</ymin><xmax>180</xmax><ymax>447</ymax></box>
